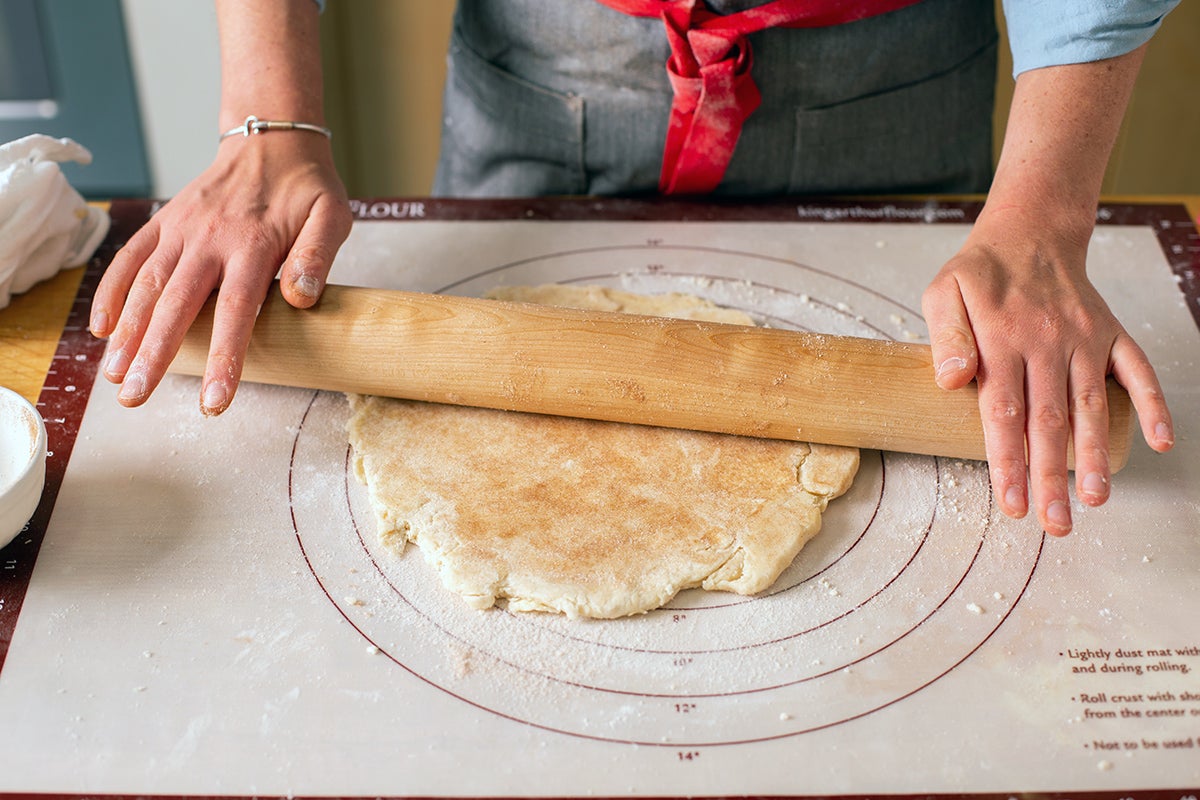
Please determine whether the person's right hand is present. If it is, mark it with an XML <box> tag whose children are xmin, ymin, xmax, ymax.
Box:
<box><xmin>90</xmin><ymin>132</ymin><xmax>352</xmax><ymax>415</ymax></box>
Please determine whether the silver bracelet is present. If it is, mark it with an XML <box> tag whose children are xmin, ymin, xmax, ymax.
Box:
<box><xmin>219</xmin><ymin>115</ymin><xmax>332</xmax><ymax>142</ymax></box>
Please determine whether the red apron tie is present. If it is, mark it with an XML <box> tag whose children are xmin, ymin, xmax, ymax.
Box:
<box><xmin>596</xmin><ymin>0</ymin><xmax>925</xmax><ymax>194</ymax></box>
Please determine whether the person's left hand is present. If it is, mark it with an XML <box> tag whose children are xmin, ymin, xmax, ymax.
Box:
<box><xmin>921</xmin><ymin>208</ymin><xmax>1174</xmax><ymax>536</ymax></box>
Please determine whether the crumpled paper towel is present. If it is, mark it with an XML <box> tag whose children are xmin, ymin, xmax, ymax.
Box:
<box><xmin>0</xmin><ymin>134</ymin><xmax>110</xmax><ymax>310</ymax></box>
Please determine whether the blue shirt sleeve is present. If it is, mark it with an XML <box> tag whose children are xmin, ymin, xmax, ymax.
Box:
<box><xmin>1002</xmin><ymin>0</ymin><xmax>1181</xmax><ymax>76</ymax></box>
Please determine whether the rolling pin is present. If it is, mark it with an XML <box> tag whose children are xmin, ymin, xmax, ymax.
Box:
<box><xmin>169</xmin><ymin>284</ymin><xmax>1135</xmax><ymax>470</ymax></box>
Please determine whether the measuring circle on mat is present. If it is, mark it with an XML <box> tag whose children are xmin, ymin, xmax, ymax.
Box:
<box><xmin>289</xmin><ymin>246</ymin><xmax>1043</xmax><ymax>747</ymax></box>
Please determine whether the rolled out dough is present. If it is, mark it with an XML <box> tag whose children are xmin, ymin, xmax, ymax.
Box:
<box><xmin>347</xmin><ymin>284</ymin><xmax>859</xmax><ymax>618</ymax></box>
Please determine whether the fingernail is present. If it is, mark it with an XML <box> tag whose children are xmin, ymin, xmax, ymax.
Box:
<box><xmin>104</xmin><ymin>347</ymin><xmax>130</xmax><ymax>379</ymax></box>
<box><xmin>935</xmin><ymin>357</ymin><xmax>967</xmax><ymax>380</ymax></box>
<box><xmin>1081</xmin><ymin>472</ymin><xmax>1108</xmax><ymax>498</ymax></box>
<box><xmin>1004</xmin><ymin>484</ymin><xmax>1026</xmax><ymax>514</ymax></box>
<box><xmin>1154</xmin><ymin>422</ymin><xmax>1174</xmax><ymax>447</ymax></box>
<box><xmin>293</xmin><ymin>274</ymin><xmax>321</xmax><ymax>300</ymax></box>
<box><xmin>90</xmin><ymin>309</ymin><xmax>108</xmax><ymax>335</ymax></box>
<box><xmin>118</xmin><ymin>365</ymin><xmax>147</xmax><ymax>404</ymax></box>
<box><xmin>1047</xmin><ymin>500</ymin><xmax>1071</xmax><ymax>530</ymax></box>
<box><xmin>201</xmin><ymin>381</ymin><xmax>228</xmax><ymax>416</ymax></box>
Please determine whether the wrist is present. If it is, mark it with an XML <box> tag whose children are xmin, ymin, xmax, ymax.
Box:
<box><xmin>212</xmin><ymin>124</ymin><xmax>339</xmax><ymax>183</ymax></box>
<box><xmin>976</xmin><ymin>184</ymin><xmax>1098</xmax><ymax>254</ymax></box>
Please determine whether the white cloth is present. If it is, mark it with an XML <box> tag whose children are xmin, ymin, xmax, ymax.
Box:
<box><xmin>0</xmin><ymin>134</ymin><xmax>110</xmax><ymax>310</ymax></box>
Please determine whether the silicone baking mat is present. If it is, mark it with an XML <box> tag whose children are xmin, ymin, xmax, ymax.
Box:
<box><xmin>1</xmin><ymin>198</ymin><xmax>1197</xmax><ymax>798</ymax></box>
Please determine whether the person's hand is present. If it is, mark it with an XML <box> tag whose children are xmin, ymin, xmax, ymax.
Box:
<box><xmin>89</xmin><ymin>134</ymin><xmax>352</xmax><ymax>415</ymax></box>
<box><xmin>922</xmin><ymin>207</ymin><xmax>1174</xmax><ymax>536</ymax></box>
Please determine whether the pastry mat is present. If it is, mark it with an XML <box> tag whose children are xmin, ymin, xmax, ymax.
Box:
<box><xmin>1</xmin><ymin>199</ymin><xmax>1197</xmax><ymax>798</ymax></box>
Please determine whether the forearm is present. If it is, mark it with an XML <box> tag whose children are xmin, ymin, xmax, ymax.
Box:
<box><xmin>215</xmin><ymin>0</ymin><xmax>326</xmax><ymax>130</ymax></box>
<box><xmin>981</xmin><ymin>43</ymin><xmax>1149</xmax><ymax>246</ymax></box>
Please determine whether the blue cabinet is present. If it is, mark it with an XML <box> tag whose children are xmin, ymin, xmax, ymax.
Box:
<box><xmin>0</xmin><ymin>0</ymin><xmax>151</xmax><ymax>198</ymax></box>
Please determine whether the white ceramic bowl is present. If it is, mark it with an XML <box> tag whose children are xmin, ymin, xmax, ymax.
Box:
<box><xmin>0</xmin><ymin>386</ymin><xmax>47</xmax><ymax>549</ymax></box>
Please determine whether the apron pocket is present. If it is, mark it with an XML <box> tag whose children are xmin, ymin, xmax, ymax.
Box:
<box><xmin>434</xmin><ymin>30</ymin><xmax>585</xmax><ymax>197</ymax></box>
<box><xmin>788</xmin><ymin>41</ymin><xmax>996</xmax><ymax>195</ymax></box>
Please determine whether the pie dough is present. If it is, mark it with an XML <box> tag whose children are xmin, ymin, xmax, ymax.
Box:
<box><xmin>347</xmin><ymin>285</ymin><xmax>859</xmax><ymax>618</ymax></box>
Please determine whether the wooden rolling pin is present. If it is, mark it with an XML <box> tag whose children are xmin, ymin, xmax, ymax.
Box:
<box><xmin>170</xmin><ymin>284</ymin><xmax>1135</xmax><ymax>469</ymax></box>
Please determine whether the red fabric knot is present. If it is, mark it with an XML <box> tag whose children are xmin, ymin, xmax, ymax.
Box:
<box><xmin>658</xmin><ymin>1</ymin><xmax>761</xmax><ymax>194</ymax></box>
<box><xmin>594</xmin><ymin>0</ymin><xmax>926</xmax><ymax>195</ymax></box>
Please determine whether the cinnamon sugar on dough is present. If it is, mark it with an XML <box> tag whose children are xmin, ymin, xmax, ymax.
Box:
<box><xmin>346</xmin><ymin>285</ymin><xmax>859</xmax><ymax>619</ymax></box>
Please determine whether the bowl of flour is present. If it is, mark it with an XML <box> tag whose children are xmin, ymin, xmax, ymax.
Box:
<box><xmin>0</xmin><ymin>386</ymin><xmax>46</xmax><ymax>549</ymax></box>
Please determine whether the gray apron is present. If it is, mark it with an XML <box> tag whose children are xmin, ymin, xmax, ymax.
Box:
<box><xmin>433</xmin><ymin>0</ymin><xmax>997</xmax><ymax>197</ymax></box>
